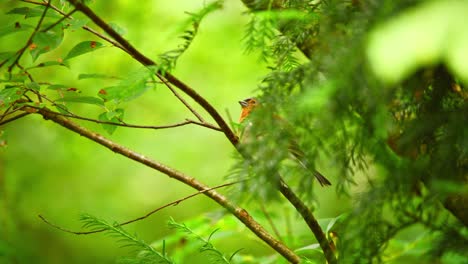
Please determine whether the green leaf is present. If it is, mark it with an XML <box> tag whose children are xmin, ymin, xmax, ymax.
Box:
<box><xmin>25</xmin><ymin>82</ymin><xmax>40</xmax><ymax>91</ymax></box>
<box><xmin>30</xmin><ymin>26</ymin><xmax>64</xmax><ymax>61</ymax></box>
<box><xmin>108</xmin><ymin>22</ymin><xmax>127</xmax><ymax>36</ymax></box>
<box><xmin>64</xmin><ymin>41</ymin><xmax>104</xmax><ymax>61</ymax></box>
<box><xmin>27</xmin><ymin>60</ymin><xmax>69</xmax><ymax>70</ymax></box>
<box><xmin>367</xmin><ymin>0</ymin><xmax>468</xmax><ymax>84</ymax></box>
<box><xmin>0</xmin><ymin>51</ymin><xmax>15</xmax><ymax>61</ymax></box>
<box><xmin>6</xmin><ymin>6</ymin><xmax>62</xmax><ymax>19</ymax></box>
<box><xmin>47</xmin><ymin>84</ymin><xmax>68</xmax><ymax>90</ymax></box>
<box><xmin>98</xmin><ymin>109</ymin><xmax>124</xmax><ymax>135</ymax></box>
<box><xmin>0</xmin><ymin>87</ymin><xmax>23</xmax><ymax>109</ymax></box>
<box><xmin>0</xmin><ymin>22</ymin><xmax>34</xmax><ymax>38</ymax></box>
<box><xmin>78</xmin><ymin>73</ymin><xmax>119</xmax><ymax>80</ymax></box>
<box><xmin>67</xmin><ymin>19</ymin><xmax>89</xmax><ymax>31</ymax></box>
<box><xmin>55</xmin><ymin>96</ymin><xmax>104</xmax><ymax>106</ymax></box>
<box><xmin>98</xmin><ymin>67</ymin><xmax>154</xmax><ymax>103</ymax></box>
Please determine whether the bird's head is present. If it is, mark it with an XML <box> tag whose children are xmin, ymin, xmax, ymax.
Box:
<box><xmin>238</xmin><ymin>97</ymin><xmax>259</xmax><ymax>123</ymax></box>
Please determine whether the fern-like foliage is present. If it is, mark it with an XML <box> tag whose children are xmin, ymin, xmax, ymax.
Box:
<box><xmin>168</xmin><ymin>218</ymin><xmax>233</xmax><ymax>264</ymax></box>
<box><xmin>80</xmin><ymin>214</ymin><xmax>173</xmax><ymax>264</ymax></box>
<box><xmin>157</xmin><ymin>0</ymin><xmax>224</xmax><ymax>74</ymax></box>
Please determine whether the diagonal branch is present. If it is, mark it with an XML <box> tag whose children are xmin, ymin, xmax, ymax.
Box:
<box><xmin>33</xmin><ymin>107</ymin><xmax>300</xmax><ymax>263</ymax></box>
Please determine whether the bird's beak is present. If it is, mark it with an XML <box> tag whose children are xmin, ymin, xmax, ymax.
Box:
<box><xmin>239</xmin><ymin>99</ymin><xmax>248</xmax><ymax>107</ymax></box>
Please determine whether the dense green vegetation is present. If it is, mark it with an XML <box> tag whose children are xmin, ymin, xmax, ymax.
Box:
<box><xmin>1</xmin><ymin>0</ymin><xmax>466</xmax><ymax>263</ymax></box>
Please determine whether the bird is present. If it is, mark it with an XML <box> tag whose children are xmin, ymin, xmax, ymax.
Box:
<box><xmin>238</xmin><ymin>97</ymin><xmax>332</xmax><ymax>186</ymax></box>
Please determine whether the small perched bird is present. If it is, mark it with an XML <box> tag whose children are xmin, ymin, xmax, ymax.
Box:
<box><xmin>238</xmin><ymin>97</ymin><xmax>332</xmax><ymax>186</ymax></box>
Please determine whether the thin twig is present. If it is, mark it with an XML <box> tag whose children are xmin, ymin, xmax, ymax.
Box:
<box><xmin>39</xmin><ymin>181</ymin><xmax>239</xmax><ymax>235</ymax></box>
<box><xmin>158</xmin><ymin>76</ymin><xmax>205</xmax><ymax>122</ymax></box>
<box><xmin>26</xmin><ymin>105</ymin><xmax>221</xmax><ymax>131</ymax></box>
<box><xmin>31</xmin><ymin>105</ymin><xmax>216</xmax><ymax>130</ymax></box>
<box><xmin>67</xmin><ymin>0</ymin><xmax>239</xmax><ymax>146</ymax></box>
<box><xmin>41</xmin><ymin>9</ymin><xmax>77</xmax><ymax>32</ymax></box>
<box><xmin>21</xmin><ymin>0</ymin><xmax>127</xmax><ymax>51</ymax></box>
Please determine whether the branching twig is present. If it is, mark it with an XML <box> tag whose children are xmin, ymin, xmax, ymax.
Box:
<box><xmin>39</xmin><ymin>181</ymin><xmax>239</xmax><ymax>235</ymax></box>
<box><xmin>41</xmin><ymin>8</ymin><xmax>77</xmax><ymax>32</ymax></box>
<box><xmin>66</xmin><ymin>0</ymin><xmax>239</xmax><ymax>146</ymax></box>
<box><xmin>34</xmin><ymin>106</ymin><xmax>300</xmax><ymax>263</ymax></box>
<box><xmin>5</xmin><ymin>1</ymin><xmax>51</xmax><ymax>72</ymax></box>
<box><xmin>26</xmin><ymin>105</ymin><xmax>221</xmax><ymax>131</ymax></box>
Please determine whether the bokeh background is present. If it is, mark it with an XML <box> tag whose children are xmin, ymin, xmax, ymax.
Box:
<box><xmin>0</xmin><ymin>0</ymin><xmax>348</xmax><ymax>263</ymax></box>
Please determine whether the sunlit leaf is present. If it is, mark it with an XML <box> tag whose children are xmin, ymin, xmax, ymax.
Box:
<box><xmin>0</xmin><ymin>22</ymin><xmax>34</xmax><ymax>38</ymax></box>
<box><xmin>64</xmin><ymin>41</ymin><xmax>105</xmax><ymax>61</ymax></box>
<box><xmin>98</xmin><ymin>109</ymin><xmax>124</xmax><ymax>135</ymax></box>
<box><xmin>25</xmin><ymin>82</ymin><xmax>40</xmax><ymax>91</ymax></box>
<box><xmin>6</xmin><ymin>6</ymin><xmax>62</xmax><ymax>19</ymax></box>
<box><xmin>55</xmin><ymin>96</ymin><xmax>104</xmax><ymax>106</ymax></box>
<box><xmin>98</xmin><ymin>67</ymin><xmax>154</xmax><ymax>103</ymax></box>
<box><xmin>30</xmin><ymin>26</ymin><xmax>64</xmax><ymax>61</ymax></box>
<box><xmin>78</xmin><ymin>73</ymin><xmax>119</xmax><ymax>80</ymax></box>
<box><xmin>67</xmin><ymin>19</ymin><xmax>89</xmax><ymax>31</ymax></box>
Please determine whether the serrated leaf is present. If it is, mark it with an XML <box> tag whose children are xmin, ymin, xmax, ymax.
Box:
<box><xmin>78</xmin><ymin>73</ymin><xmax>118</xmax><ymax>80</ymax></box>
<box><xmin>64</xmin><ymin>41</ymin><xmax>104</xmax><ymax>60</ymax></box>
<box><xmin>55</xmin><ymin>96</ymin><xmax>104</xmax><ymax>106</ymax></box>
<box><xmin>0</xmin><ymin>22</ymin><xmax>34</xmax><ymax>38</ymax></box>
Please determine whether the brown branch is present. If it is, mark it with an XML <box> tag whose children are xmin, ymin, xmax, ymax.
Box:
<box><xmin>279</xmin><ymin>180</ymin><xmax>337</xmax><ymax>264</ymax></box>
<box><xmin>34</xmin><ymin>106</ymin><xmax>300</xmax><ymax>263</ymax></box>
<box><xmin>38</xmin><ymin>181</ymin><xmax>239</xmax><ymax>235</ymax></box>
<box><xmin>66</xmin><ymin>0</ymin><xmax>239</xmax><ymax>146</ymax></box>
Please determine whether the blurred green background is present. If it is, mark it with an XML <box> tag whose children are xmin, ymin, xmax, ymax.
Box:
<box><xmin>0</xmin><ymin>0</ymin><xmax>348</xmax><ymax>263</ymax></box>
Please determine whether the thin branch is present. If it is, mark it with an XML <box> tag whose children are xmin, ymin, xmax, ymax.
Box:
<box><xmin>34</xmin><ymin>106</ymin><xmax>300</xmax><ymax>263</ymax></box>
<box><xmin>41</xmin><ymin>8</ymin><xmax>77</xmax><ymax>32</ymax></box>
<box><xmin>66</xmin><ymin>0</ymin><xmax>239</xmax><ymax>146</ymax></box>
<box><xmin>21</xmin><ymin>0</ymin><xmax>127</xmax><ymax>51</ymax></box>
<box><xmin>39</xmin><ymin>181</ymin><xmax>239</xmax><ymax>235</ymax></box>
<box><xmin>6</xmin><ymin>1</ymin><xmax>51</xmax><ymax>72</ymax></box>
<box><xmin>158</xmin><ymin>76</ymin><xmax>205</xmax><ymax>122</ymax></box>
<box><xmin>0</xmin><ymin>112</ymin><xmax>31</xmax><ymax>126</ymax></box>
<box><xmin>27</xmin><ymin>105</ymin><xmax>221</xmax><ymax>131</ymax></box>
